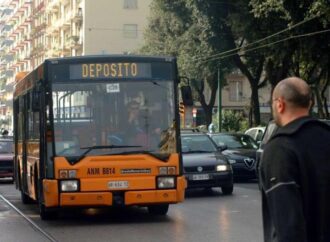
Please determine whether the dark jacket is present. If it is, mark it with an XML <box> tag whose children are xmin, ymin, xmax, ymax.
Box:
<box><xmin>260</xmin><ymin>116</ymin><xmax>330</xmax><ymax>242</ymax></box>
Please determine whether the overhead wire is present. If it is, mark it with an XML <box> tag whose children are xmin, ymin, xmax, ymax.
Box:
<box><xmin>193</xmin><ymin>14</ymin><xmax>320</xmax><ymax>62</ymax></box>
<box><xmin>201</xmin><ymin>28</ymin><xmax>330</xmax><ymax>63</ymax></box>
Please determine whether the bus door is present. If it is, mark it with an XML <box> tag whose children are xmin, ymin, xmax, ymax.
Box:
<box><xmin>17</xmin><ymin>95</ymin><xmax>29</xmax><ymax>193</ymax></box>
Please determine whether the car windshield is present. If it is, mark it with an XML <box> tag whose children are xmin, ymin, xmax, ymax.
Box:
<box><xmin>52</xmin><ymin>80</ymin><xmax>176</xmax><ymax>157</ymax></box>
<box><xmin>211</xmin><ymin>134</ymin><xmax>258</xmax><ymax>149</ymax></box>
<box><xmin>181</xmin><ymin>135</ymin><xmax>217</xmax><ymax>153</ymax></box>
<box><xmin>0</xmin><ymin>140</ymin><xmax>13</xmax><ymax>153</ymax></box>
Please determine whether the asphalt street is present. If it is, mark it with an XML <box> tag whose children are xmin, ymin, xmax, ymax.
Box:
<box><xmin>0</xmin><ymin>179</ymin><xmax>262</xmax><ymax>242</ymax></box>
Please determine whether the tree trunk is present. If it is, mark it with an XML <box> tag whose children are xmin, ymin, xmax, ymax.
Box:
<box><xmin>321</xmin><ymin>74</ymin><xmax>330</xmax><ymax>119</ymax></box>
<box><xmin>193</xmin><ymin>77</ymin><xmax>218</xmax><ymax>127</ymax></box>
<box><xmin>250</xmin><ymin>84</ymin><xmax>261</xmax><ymax>125</ymax></box>
<box><xmin>204</xmin><ymin>106</ymin><xmax>213</xmax><ymax>127</ymax></box>
<box><xmin>313</xmin><ymin>87</ymin><xmax>325</xmax><ymax>118</ymax></box>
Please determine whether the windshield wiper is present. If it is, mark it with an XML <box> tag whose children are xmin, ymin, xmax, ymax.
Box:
<box><xmin>184</xmin><ymin>150</ymin><xmax>212</xmax><ymax>154</ymax></box>
<box><xmin>77</xmin><ymin>145</ymin><xmax>142</xmax><ymax>162</ymax></box>
<box><xmin>110</xmin><ymin>150</ymin><xmax>170</xmax><ymax>162</ymax></box>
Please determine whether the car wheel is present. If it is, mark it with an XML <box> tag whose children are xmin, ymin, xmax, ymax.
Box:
<box><xmin>221</xmin><ymin>185</ymin><xmax>233</xmax><ymax>195</ymax></box>
<box><xmin>148</xmin><ymin>204</ymin><xmax>169</xmax><ymax>215</ymax></box>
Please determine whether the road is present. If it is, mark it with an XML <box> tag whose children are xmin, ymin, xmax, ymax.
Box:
<box><xmin>0</xmin><ymin>179</ymin><xmax>262</xmax><ymax>242</ymax></box>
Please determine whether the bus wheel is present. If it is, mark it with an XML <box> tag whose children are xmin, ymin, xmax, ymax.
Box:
<box><xmin>20</xmin><ymin>190</ymin><xmax>34</xmax><ymax>204</ymax></box>
<box><xmin>148</xmin><ymin>204</ymin><xmax>169</xmax><ymax>215</ymax></box>
<box><xmin>39</xmin><ymin>203</ymin><xmax>57</xmax><ymax>220</ymax></box>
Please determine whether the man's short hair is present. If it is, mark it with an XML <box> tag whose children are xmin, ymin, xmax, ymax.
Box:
<box><xmin>280</xmin><ymin>78</ymin><xmax>312</xmax><ymax>108</ymax></box>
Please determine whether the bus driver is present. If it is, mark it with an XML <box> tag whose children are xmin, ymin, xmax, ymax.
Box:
<box><xmin>125</xmin><ymin>100</ymin><xmax>147</xmax><ymax>146</ymax></box>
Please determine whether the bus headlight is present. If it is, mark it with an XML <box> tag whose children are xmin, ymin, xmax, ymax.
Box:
<box><xmin>60</xmin><ymin>180</ymin><xmax>79</xmax><ymax>192</ymax></box>
<box><xmin>157</xmin><ymin>177</ymin><xmax>175</xmax><ymax>189</ymax></box>
<box><xmin>216</xmin><ymin>165</ymin><xmax>229</xmax><ymax>172</ymax></box>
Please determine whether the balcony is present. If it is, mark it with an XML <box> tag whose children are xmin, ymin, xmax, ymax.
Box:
<box><xmin>46</xmin><ymin>2</ymin><xmax>59</xmax><ymax>14</ymax></box>
<box><xmin>30</xmin><ymin>44</ymin><xmax>45</xmax><ymax>56</ymax></box>
<box><xmin>48</xmin><ymin>46</ymin><xmax>61</xmax><ymax>54</ymax></box>
<box><xmin>23</xmin><ymin>34</ymin><xmax>32</xmax><ymax>43</ymax></box>
<box><xmin>61</xmin><ymin>47</ymin><xmax>71</xmax><ymax>57</ymax></box>
<box><xmin>60</xmin><ymin>0</ymin><xmax>71</xmax><ymax>5</ymax></box>
<box><xmin>35</xmin><ymin>1</ymin><xmax>45</xmax><ymax>13</ymax></box>
<box><xmin>72</xmin><ymin>8</ymin><xmax>82</xmax><ymax>24</ymax></box>
<box><xmin>70</xmin><ymin>36</ymin><xmax>82</xmax><ymax>49</ymax></box>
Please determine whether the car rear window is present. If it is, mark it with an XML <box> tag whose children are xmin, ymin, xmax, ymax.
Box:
<box><xmin>181</xmin><ymin>135</ymin><xmax>217</xmax><ymax>152</ymax></box>
<box><xmin>0</xmin><ymin>140</ymin><xmax>13</xmax><ymax>153</ymax></box>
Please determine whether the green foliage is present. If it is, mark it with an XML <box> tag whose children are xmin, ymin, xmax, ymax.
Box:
<box><xmin>140</xmin><ymin>0</ymin><xmax>238</xmax><ymax>126</ymax></box>
<box><xmin>212</xmin><ymin>110</ymin><xmax>249</xmax><ymax>132</ymax></box>
<box><xmin>250</xmin><ymin>0</ymin><xmax>330</xmax><ymax>118</ymax></box>
<box><xmin>141</xmin><ymin>0</ymin><xmax>330</xmax><ymax>121</ymax></box>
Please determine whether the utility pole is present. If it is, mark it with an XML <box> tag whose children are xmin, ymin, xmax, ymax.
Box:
<box><xmin>218</xmin><ymin>64</ymin><xmax>222</xmax><ymax>132</ymax></box>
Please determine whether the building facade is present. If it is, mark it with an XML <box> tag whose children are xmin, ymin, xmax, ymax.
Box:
<box><xmin>0</xmin><ymin>0</ymin><xmax>151</xmax><ymax>131</ymax></box>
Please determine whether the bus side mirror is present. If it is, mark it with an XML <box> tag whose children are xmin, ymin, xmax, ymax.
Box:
<box><xmin>180</xmin><ymin>86</ymin><xmax>193</xmax><ymax>106</ymax></box>
<box><xmin>32</xmin><ymin>89</ymin><xmax>41</xmax><ymax>111</ymax></box>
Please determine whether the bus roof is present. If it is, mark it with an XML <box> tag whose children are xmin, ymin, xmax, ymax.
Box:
<box><xmin>13</xmin><ymin>55</ymin><xmax>178</xmax><ymax>98</ymax></box>
<box><xmin>43</xmin><ymin>55</ymin><xmax>176</xmax><ymax>64</ymax></box>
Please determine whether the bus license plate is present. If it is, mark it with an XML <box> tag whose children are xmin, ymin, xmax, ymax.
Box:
<box><xmin>192</xmin><ymin>174</ymin><xmax>210</xmax><ymax>180</ymax></box>
<box><xmin>108</xmin><ymin>181</ymin><xmax>129</xmax><ymax>189</ymax></box>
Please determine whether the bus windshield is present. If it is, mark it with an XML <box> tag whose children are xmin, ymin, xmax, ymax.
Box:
<box><xmin>52</xmin><ymin>80</ymin><xmax>176</xmax><ymax>157</ymax></box>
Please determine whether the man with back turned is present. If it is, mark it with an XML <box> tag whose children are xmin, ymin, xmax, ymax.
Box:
<box><xmin>259</xmin><ymin>77</ymin><xmax>330</xmax><ymax>242</ymax></box>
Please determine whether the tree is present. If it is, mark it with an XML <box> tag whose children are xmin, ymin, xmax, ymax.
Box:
<box><xmin>141</xmin><ymin>0</ymin><xmax>330</xmax><ymax>125</ymax></box>
<box><xmin>140</xmin><ymin>0</ymin><xmax>233</xmax><ymax>126</ymax></box>
<box><xmin>250</xmin><ymin>0</ymin><xmax>330</xmax><ymax>118</ymax></box>
<box><xmin>141</xmin><ymin>0</ymin><xmax>276</xmax><ymax>126</ymax></box>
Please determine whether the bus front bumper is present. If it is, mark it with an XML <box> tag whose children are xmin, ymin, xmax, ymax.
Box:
<box><xmin>43</xmin><ymin>176</ymin><xmax>186</xmax><ymax>207</ymax></box>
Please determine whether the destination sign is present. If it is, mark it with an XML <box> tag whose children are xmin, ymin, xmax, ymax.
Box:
<box><xmin>70</xmin><ymin>62</ymin><xmax>152</xmax><ymax>79</ymax></box>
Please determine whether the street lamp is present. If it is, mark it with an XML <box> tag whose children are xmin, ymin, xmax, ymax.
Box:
<box><xmin>217</xmin><ymin>64</ymin><xmax>222</xmax><ymax>132</ymax></box>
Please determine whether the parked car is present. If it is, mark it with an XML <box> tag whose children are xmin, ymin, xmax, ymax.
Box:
<box><xmin>180</xmin><ymin>130</ymin><xmax>234</xmax><ymax>195</ymax></box>
<box><xmin>319</xmin><ymin>119</ymin><xmax>330</xmax><ymax>126</ymax></box>
<box><xmin>208</xmin><ymin>133</ymin><xmax>258</xmax><ymax>181</ymax></box>
<box><xmin>255</xmin><ymin>121</ymin><xmax>278</xmax><ymax>180</ymax></box>
<box><xmin>245</xmin><ymin>126</ymin><xmax>265</xmax><ymax>144</ymax></box>
<box><xmin>0</xmin><ymin>136</ymin><xmax>14</xmax><ymax>182</ymax></box>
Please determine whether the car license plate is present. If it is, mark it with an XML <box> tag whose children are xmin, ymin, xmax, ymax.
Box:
<box><xmin>108</xmin><ymin>181</ymin><xmax>129</xmax><ymax>189</ymax></box>
<box><xmin>192</xmin><ymin>174</ymin><xmax>210</xmax><ymax>180</ymax></box>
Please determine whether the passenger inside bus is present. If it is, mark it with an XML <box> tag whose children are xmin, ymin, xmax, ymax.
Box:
<box><xmin>124</xmin><ymin>100</ymin><xmax>147</xmax><ymax>146</ymax></box>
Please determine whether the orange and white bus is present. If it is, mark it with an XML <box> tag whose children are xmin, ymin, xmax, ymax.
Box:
<box><xmin>13</xmin><ymin>55</ymin><xmax>186</xmax><ymax>219</ymax></box>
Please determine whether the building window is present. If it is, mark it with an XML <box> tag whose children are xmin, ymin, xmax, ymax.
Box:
<box><xmin>123</xmin><ymin>0</ymin><xmax>138</xmax><ymax>9</ymax></box>
<box><xmin>123</xmin><ymin>24</ymin><xmax>138</xmax><ymax>38</ymax></box>
<box><xmin>229</xmin><ymin>80</ymin><xmax>243</xmax><ymax>102</ymax></box>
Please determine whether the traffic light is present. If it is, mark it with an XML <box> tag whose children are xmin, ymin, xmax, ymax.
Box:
<box><xmin>181</xmin><ymin>86</ymin><xmax>193</xmax><ymax>106</ymax></box>
<box><xmin>179</xmin><ymin>102</ymin><xmax>185</xmax><ymax>114</ymax></box>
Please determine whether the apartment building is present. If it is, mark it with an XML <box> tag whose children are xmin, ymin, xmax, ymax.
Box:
<box><xmin>196</xmin><ymin>72</ymin><xmax>273</xmax><ymax>125</ymax></box>
<box><xmin>198</xmin><ymin>71</ymin><xmax>330</xmax><ymax>126</ymax></box>
<box><xmin>0</xmin><ymin>0</ymin><xmax>151</xmax><ymax>130</ymax></box>
<box><xmin>221</xmin><ymin>72</ymin><xmax>273</xmax><ymax>122</ymax></box>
